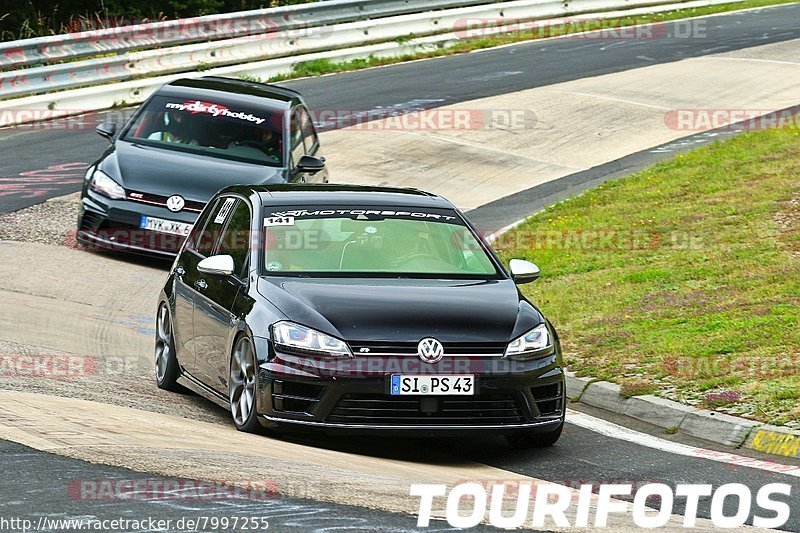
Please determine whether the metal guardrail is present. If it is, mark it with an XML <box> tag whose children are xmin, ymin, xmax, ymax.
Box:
<box><xmin>0</xmin><ymin>0</ymin><xmax>504</xmax><ymax>69</ymax></box>
<box><xmin>0</xmin><ymin>0</ymin><xmax>568</xmax><ymax>100</ymax></box>
<box><xmin>0</xmin><ymin>0</ymin><xmax>746</xmax><ymax>127</ymax></box>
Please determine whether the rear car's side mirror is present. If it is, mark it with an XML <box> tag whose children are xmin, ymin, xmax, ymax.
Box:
<box><xmin>509</xmin><ymin>259</ymin><xmax>540</xmax><ymax>284</ymax></box>
<box><xmin>197</xmin><ymin>255</ymin><xmax>235</xmax><ymax>276</ymax></box>
<box><xmin>297</xmin><ymin>155</ymin><xmax>326</xmax><ymax>174</ymax></box>
<box><xmin>96</xmin><ymin>122</ymin><xmax>117</xmax><ymax>141</ymax></box>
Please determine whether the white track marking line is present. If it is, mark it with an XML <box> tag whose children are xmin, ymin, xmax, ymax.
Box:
<box><xmin>566</xmin><ymin>409</ymin><xmax>800</xmax><ymax>478</ymax></box>
<box><xmin>538</xmin><ymin>89</ymin><xmax>674</xmax><ymax>111</ymax></box>
<box><xmin>399</xmin><ymin>130</ymin><xmax>587</xmax><ymax>169</ymax></box>
<box><xmin>701</xmin><ymin>56</ymin><xmax>800</xmax><ymax>66</ymax></box>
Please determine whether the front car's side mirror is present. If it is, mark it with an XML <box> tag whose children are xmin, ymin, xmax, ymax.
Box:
<box><xmin>96</xmin><ymin>122</ymin><xmax>117</xmax><ymax>141</ymax></box>
<box><xmin>197</xmin><ymin>255</ymin><xmax>235</xmax><ymax>276</ymax></box>
<box><xmin>509</xmin><ymin>259</ymin><xmax>540</xmax><ymax>284</ymax></box>
<box><xmin>297</xmin><ymin>154</ymin><xmax>326</xmax><ymax>174</ymax></box>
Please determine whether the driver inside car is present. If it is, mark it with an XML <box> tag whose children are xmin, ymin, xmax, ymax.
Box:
<box><xmin>147</xmin><ymin>112</ymin><xmax>198</xmax><ymax>145</ymax></box>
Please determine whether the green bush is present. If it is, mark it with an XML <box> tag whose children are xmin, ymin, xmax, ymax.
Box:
<box><xmin>1</xmin><ymin>0</ymin><xmax>318</xmax><ymax>41</ymax></box>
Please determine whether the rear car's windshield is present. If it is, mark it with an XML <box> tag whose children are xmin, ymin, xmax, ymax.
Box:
<box><xmin>262</xmin><ymin>207</ymin><xmax>500</xmax><ymax>278</ymax></box>
<box><xmin>123</xmin><ymin>95</ymin><xmax>284</xmax><ymax>166</ymax></box>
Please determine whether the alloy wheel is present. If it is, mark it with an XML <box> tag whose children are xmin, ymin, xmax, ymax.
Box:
<box><xmin>155</xmin><ymin>303</ymin><xmax>172</xmax><ymax>382</ymax></box>
<box><xmin>230</xmin><ymin>337</ymin><xmax>257</xmax><ymax>426</ymax></box>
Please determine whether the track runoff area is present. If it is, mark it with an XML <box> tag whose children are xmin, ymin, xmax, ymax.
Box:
<box><xmin>2</xmin><ymin>3</ymin><xmax>800</xmax><ymax>533</ymax></box>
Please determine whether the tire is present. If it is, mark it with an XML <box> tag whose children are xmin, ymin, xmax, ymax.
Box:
<box><xmin>506</xmin><ymin>422</ymin><xmax>563</xmax><ymax>449</ymax></box>
<box><xmin>229</xmin><ymin>336</ymin><xmax>261</xmax><ymax>433</ymax></box>
<box><xmin>154</xmin><ymin>302</ymin><xmax>180</xmax><ymax>391</ymax></box>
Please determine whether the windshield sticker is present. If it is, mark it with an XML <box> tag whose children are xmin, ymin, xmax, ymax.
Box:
<box><xmin>165</xmin><ymin>101</ymin><xmax>266</xmax><ymax>125</ymax></box>
<box><xmin>268</xmin><ymin>209</ymin><xmax>457</xmax><ymax>222</ymax></box>
<box><xmin>214</xmin><ymin>198</ymin><xmax>236</xmax><ymax>224</ymax></box>
<box><xmin>264</xmin><ymin>216</ymin><xmax>295</xmax><ymax>227</ymax></box>
<box><xmin>266</xmin><ymin>261</ymin><xmax>283</xmax><ymax>271</ymax></box>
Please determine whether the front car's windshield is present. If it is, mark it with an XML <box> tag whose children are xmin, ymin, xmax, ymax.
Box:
<box><xmin>123</xmin><ymin>95</ymin><xmax>284</xmax><ymax>166</ymax></box>
<box><xmin>262</xmin><ymin>207</ymin><xmax>500</xmax><ymax>278</ymax></box>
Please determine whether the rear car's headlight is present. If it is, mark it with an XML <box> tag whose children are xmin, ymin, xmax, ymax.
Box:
<box><xmin>505</xmin><ymin>323</ymin><xmax>553</xmax><ymax>360</ymax></box>
<box><xmin>90</xmin><ymin>170</ymin><xmax>126</xmax><ymax>200</ymax></box>
<box><xmin>272</xmin><ymin>321</ymin><xmax>352</xmax><ymax>358</ymax></box>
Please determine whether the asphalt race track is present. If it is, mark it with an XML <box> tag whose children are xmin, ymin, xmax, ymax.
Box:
<box><xmin>0</xmin><ymin>441</ymin><xmax>476</xmax><ymax>533</ymax></box>
<box><xmin>2</xmin><ymin>3</ymin><xmax>800</xmax><ymax>532</ymax></box>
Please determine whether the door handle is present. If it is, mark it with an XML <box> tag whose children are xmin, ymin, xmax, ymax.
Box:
<box><xmin>194</xmin><ymin>279</ymin><xmax>208</xmax><ymax>291</ymax></box>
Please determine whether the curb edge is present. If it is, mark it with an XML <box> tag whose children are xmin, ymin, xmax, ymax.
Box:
<box><xmin>566</xmin><ymin>371</ymin><xmax>800</xmax><ymax>460</ymax></box>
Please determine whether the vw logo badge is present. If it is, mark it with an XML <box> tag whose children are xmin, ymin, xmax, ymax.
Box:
<box><xmin>166</xmin><ymin>195</ymin><xmax>185</xmax><ymax>213</ymax></box>
<box><xmin>417</xmin><ymin>338</ymin><xmax>444</xmax><ymax>364</ymax></box>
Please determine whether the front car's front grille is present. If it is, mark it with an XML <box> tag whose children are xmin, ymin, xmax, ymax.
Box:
<box><xmin>348</xmin><ymin>341</ymin><xmax>506</xmax><ymax>357</ymax></box>
<box><xmin>326</xmin><ymin>393</ymin><xmax>525</xmax><ymax>426</ymax></box>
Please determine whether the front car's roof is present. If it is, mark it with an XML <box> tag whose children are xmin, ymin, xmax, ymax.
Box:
<box><xmin>156</xmin><ymin>76</ymin><xmax>301</xmax><ymax>111</ymax></box>
<box><xmin>224</xmin><ymin>184</ymin><xmax>454</xmax><ymax>209</ymax></box>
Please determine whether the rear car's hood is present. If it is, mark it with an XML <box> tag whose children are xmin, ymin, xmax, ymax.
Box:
<box><xmin>103</xmin><ymin>141</ymin><xmax>283</xmax><ymax>201</ymax></box>
<box><xmin>257</xmin><ymin>277</ymin><xmax>542</xmax><ymax>343</ymax></box>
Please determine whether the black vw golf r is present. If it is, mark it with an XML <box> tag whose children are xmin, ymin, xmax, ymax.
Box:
<box><xmin>77</xmin><ymin>76</ymin><xmax>328</xmax><ymax>257</ymax></box>
<box><xmin>155</xmin><ymin>184</ymin><xmax>565</xmax><ymax>447</ymax></box>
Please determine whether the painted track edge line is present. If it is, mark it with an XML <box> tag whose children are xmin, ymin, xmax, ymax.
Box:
<box><xmin>566</xmin><ymin>409</ymin><xmax>800</xmax><ymax>477</ymax></box>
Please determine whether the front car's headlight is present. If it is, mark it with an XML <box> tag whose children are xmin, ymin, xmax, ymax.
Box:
<box><xmin>505</xmin><ymin>323</ymin><xmax>553</xmax><ymax>360</ymax></box>
<box><xmin>90</xmin><ymin>170</ymin><xmax>126</xmax><ymax>200</ymax></box>
<box><xmin>272</xmin><ymin>321</ymin><xmax>352</xmax><ymax>358</ymax></box>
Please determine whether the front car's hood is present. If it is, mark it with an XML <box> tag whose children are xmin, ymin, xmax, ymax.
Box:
<box><xmin>100</xmin><ymin>141</ymin><xmax>283</xmax><ymax>201</ymax></box>
<box><xmin>256</xmin><ymin>277</ymin><xmax>543</xmax><ymax>343</ymax></box>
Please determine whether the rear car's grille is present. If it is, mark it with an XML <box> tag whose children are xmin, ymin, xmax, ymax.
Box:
<box><xmin>348</xmin><ymin>342</ymin><xmax>506</xmax><ymax>357</ymax></box>
<box><xmin>531</xmin><ymin>382</ymin><xmax>563</xmax><ymax>416</ymax></box>
<box><xmin>326</xmin><ymin>393</ymin><xmax>525</xmax><ymax>425</ymax></box>
<box><xmin>272</xmin><ymin>381</ymin><xmax>325</xmax><ymax>415</ymax></box>
<box><xmin>126</xmin><ymin>191</ymin><xmax>205</xmax><ymax>213</ymax></box>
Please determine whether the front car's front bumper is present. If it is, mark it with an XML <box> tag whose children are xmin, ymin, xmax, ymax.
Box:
<box><xmin>253</xmin><ymin>337</ymin><xmax>566</xmax><ymax>436</ymax></box>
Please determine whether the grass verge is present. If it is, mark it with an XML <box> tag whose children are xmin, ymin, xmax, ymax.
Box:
<box><xmin>495</xmin><ymin>127</ymin><xmax>800</xmax><ymax>426</ymax></box>
<box><xmin>261</xmin><ymin>0</ymin><xmax>800</xmax><ymax>83</ymax></box>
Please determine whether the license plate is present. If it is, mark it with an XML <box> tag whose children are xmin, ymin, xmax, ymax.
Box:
<box><xmin>140</xmin><ymin>215</ymin><xmax>192</xmax><ymax>236</ymax></box>
<box><xmin>390</xmin><ymin>375</ymin><xmax>475</xmax><ymax>396</ymax></box>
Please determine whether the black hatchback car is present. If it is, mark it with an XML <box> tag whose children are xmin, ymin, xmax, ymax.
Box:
<box><xmin>155</xmin><ymin>184</ymin><xmax>566</xmax><ymax>447</ymax></box>
<box><xmin>77</xmin><ymin>76</ymin><xmax>328</xmax><ymax>257</ymax></box>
